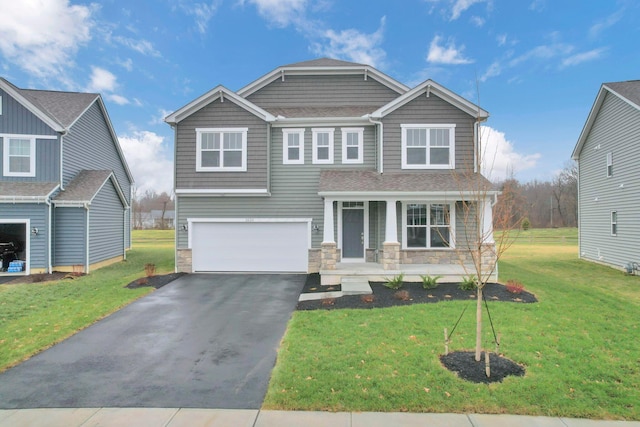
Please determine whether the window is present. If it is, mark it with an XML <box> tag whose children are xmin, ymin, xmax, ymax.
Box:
<box><xmin>403</xmin><ymin>202</ymin><xmax>454</xmax><ymax>248</ymax></box>
<box><xmin>196</xmin><ymin>128</ymin><xmax>247</xmax><ymax>172</ymax></box>
<box><xmin>312</xmin><ymin>128</ymin><xmax>334</xmax><ymax>164</ymax></box>
<box><xmin>606</xmin><ymin>152</ymin><xmax>613</xmax><ymax>177</ymax></box>
<box><xmin>282</xmin><ymin>129</ymin><xmax>305</xmax><ymax>164</ymax></box>
<box><xmin>611</xmin><ymin>211</ymin><xmax>617</xmax><ymax>236</ymax></box>
<box><xmin>401</xmin><ymin>124</ymin><xmax>455</xmax><ymax>169</ymax></box>
<box><xmin>2</xmin><ymin>136</ymin><xmax>36</xmax><ymax>177</ymax></box>
<box><xmin>342</xmin><ymin>128</ymin><xmax>364</xmax><ymax>164</ymax></box>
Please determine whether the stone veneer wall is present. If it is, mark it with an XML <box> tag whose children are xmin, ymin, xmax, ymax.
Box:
<box><xmin>176</xmin><ymin>248</ymin><xmax>192</xmax><ymax>273</ymax></box>
<box><xmin>308</xmin><ymin>249</ymin><xmax>321</xmax><ymax>273</ymax></box>
<box><xmin>400</xmin><ymin>249</ymin><xmax>473</xmax><ymax>265</ymax></box>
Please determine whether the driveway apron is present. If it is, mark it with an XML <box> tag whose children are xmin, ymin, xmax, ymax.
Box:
<box><xmin>0</xmin><ymin>274</ymin><xmax>305</xmax><ymax>409</ymax></box>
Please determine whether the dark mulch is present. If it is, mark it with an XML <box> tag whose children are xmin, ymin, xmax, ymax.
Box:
<box><xmin>301</xmin><ymin>273</ymin><xmax>341</xmax><ymax>293</ymax></box>
<box><xmin>125</xmin><ymin>272</ymin><xmax>185</xmax><ymax>289</ymax></box>
<box><xmin>296</xmin><ymin>281</ymin><xmax>537</xmax><ymax>310</ymax></box>
<box><xmin>0</xmin><ymin>272</ymin><xmax>80</xmax><ymax>285</ymax></box>
<box><xmin>440</xmin><ymin>351</ymin><xmax>525</xmax><ymax>383</ymax></box>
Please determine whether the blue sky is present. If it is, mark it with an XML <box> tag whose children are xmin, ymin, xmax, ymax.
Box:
<box><xmin>1</xmin><ymin>0</ymin><xmax>638</xmax><ymax>194</ymax></box>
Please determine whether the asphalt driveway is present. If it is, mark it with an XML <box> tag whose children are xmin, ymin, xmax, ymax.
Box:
<box><xmin>0</xmin><ymin>274</ymin><xmax>305</xmax><ymax>409</ymax></box>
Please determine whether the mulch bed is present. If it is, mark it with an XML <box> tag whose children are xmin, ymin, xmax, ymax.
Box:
<box><xmin>296</xmin><ymin>281</ymin><xmax>537</xmax><ymax>310</ymax></box>
<box><xmin>301</xmin><ymin>273</ymin><xmax>341</xmax><ymax>293</ymax></box>
<box><xmin>125</xmin><ymin>272</ymin><xmax>185</xmax><ymax>289</ymax></box>
<box><xmin>440</xmin><ymin>351</ymin><xmax>525</xmax><ymax>383</ymax></box>
<box><xmin>0</xmin><ymin>272</ymin><xmax>81</xmax><ymax>285</ymax></box>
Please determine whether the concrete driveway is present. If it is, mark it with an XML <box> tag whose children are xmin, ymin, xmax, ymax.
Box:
<box><xmin>0</xmin><ymin>274</ymin><xmax>305</xmax><ymax>409</ymax></box>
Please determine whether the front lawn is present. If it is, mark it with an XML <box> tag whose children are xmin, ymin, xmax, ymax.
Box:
<box><xmin>264</xmin><ymin>228</ymin><xmax>640</xmax><ymax>420</ymax></box>
<box><xmin>0</xmin><ymin>230</ymin><xmax>174</xmax><ymax>372</ymax></box>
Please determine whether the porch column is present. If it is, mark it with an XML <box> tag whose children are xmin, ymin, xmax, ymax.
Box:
<box><xmin>382</xmin><ymin>199</ymin><xmax>400</xmax><ymax>270</ymax></box>
<box><xmin>321</xmin><ymin>198</ymin><xmax>338</xmax><ymax>270</ymax></box>
<box><xmin>482</xmin><ymin>197</ymin><xmax>495</xmax><ymax>243</ymax></box>
<box><xmin>322</xmin><ymin>198</ymin><xmax>335</xmax><ymax>244</ymax></box>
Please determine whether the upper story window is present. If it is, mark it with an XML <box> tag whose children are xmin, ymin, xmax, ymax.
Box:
<box><xmin>312</xmin><ymin>128</ymin><xmax>334</xmax><ymax>164</ymax></box>
<box><xmin>342</xmin><ymin>128</ymin><xmax>364</xmax><ymax>164</ymax></box>
<box><xmin>2</xmin><ymin>136</ymin><xmax>36</xmax><ymax>177</ymax></box>
<box><xmin>403</xmin><ymin>202</ymin><xmax>454</xmax><ymax>249</ymax></box>
<box><xmin>401</xmin><ymin>124</ymin><xmax>455</xmax><ymax>169</ymax></box>
<box><xmin>283</xmin><ymin>129</ymin><xmax>305</xmax><ymax>164</ymax></box>
<box><xmin>196</xmin><ymin>128</ymin><xmax>247</xmax><ymax>172</ymax></box>
<box><xmin>606</xmin><ymin>152</ymin><xmax>613</xmax><ymax>177</ymax></box>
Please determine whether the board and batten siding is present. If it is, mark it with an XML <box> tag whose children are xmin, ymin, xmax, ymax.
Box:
<box><xmin>577</xmin><ymin>92</ymin><xmax>640</xmax><ymax>268</ymax></box>
<box><xmin>0</xmin><ymin>203</ymin><xmax>49</xmax><ymax>269</ymax></box>
<box><xmin>53</xmin><ymin>207</ymin><xmax>86</xmax><ymax>266</ymax></box>
<box><xmin>89</xmin><ymin>179</ymin><xmax>125</xmax><ymax>264</ymax></box>
<box><xmin>0</xmin><ymin>137</ymin><xmax>60</xmax><ymax>182</ymax></box>
<box><xmin>246</xmin><ymin>74</ymin><xmax>401</xmax><ymax>108</ymax></box>
<box><xmin>382</xmin><ymin>93</ymin><xmax>477</xmax><ymax>173</ymax></box>
<box><xmin>0</xmin><ymin>89</ymin><xmax>58</xmax><ymax>136</ymax></box>
<box><xmin>175</xmin><ymin>99</ymin><xmax>269</xmax><ymax>190</ymax></box>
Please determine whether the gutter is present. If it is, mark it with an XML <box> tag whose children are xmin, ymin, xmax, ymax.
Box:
<box><xmin>59</xmin><ymin>130</ymin><xmax>68</xmax><ymax>190</ymax></box>
<box><xmin>367</xmin><ymin>115</ymin><xmax>384</xmax><ymax>173</ymax></box>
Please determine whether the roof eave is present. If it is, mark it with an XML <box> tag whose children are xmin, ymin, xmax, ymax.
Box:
<box><xmin>318</xmin><ymin>190</ymin><xmax>500</xmax><ymax>199</ymax></box>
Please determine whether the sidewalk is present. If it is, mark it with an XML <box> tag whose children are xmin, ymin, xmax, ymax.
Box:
<box><xmin>1</xmin><ymin>408</ymin><xmax>638</xmax><ymax>427</ymax></box>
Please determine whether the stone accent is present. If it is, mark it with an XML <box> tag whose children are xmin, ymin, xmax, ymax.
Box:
<box><xmin>308</xmin><ymin>249</ymin><xmax>321</xmax><ymax>273</ymax></box>
<box><xmin>480</xmin><ymin>243</ymin><xmax>497</xmax><ymax>275</ymax></box>
<box><xmin>321</xmin><ymin>242</ymin><xmax>338</xmax><ymax>270</ymax></box>
<box><xmin>176</xmin><ymin>248</ymin><xmax>192</xmax><ymax>273</ymax></box>
<box><xmin>382</xmin><ymin>242</ymin><xmax>400</xmax><ymax>270</ymax></box>
<box><xmin>400</xmin><ymin>249</ymin><xmax>473</xmax><ymax>265</ymax></box>
<box><xmin>366</xmin><ymin>249</ymin><xmax>377</xmax><ymax>263</ymax></box>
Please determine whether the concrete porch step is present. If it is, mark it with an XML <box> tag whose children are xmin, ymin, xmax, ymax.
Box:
<box><xmin>341</xmin><ymin>276</ymin><xmax>372</xmax><ymax>296</ymax></box>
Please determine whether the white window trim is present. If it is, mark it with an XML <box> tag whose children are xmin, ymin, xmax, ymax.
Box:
<box><xmin>341</xmin><ymin>127</ymin><xmax>364</xmax><ymax>164</ymax></box>
<box><xmin>611</xmin><ymin>210</ymin><xmax>617</xmax><ymax>236</ymax></box>
<box><xmin>0</xmin><ymin>95</ymin><xmax>3</xmax><ymax>115</ymax></box>
<box><xmin>195</xmin><ymin>127</ymin><xmax>248</xmax><ymax>172</ymax></box>
<box><xmin>312</xmin><ymin>128</ymin><xmax>334</xmax><ymax>164</ymax></box>
<box><xmin>2</xmin><ymin>135</ymin><xmax>36</xmax><ymax>177</ymax></box>
<box><xmin>401</xmin><ymin>201</ymin><xmax>456</xmax><ymax>249</ymax></box>
<box><xmin>282</xmin><ymin>128</ymin><xmax>305</xmax><ymax>165</ymax></box>
<box><xmin>606</xmin><ymin>152</ymin><xmax>613</xmax><ymax>178</ymax></box>
<box><xmin>401</xmin><ymin>124</ymin><xmax>456</xmax><ymax>170</ymax></box>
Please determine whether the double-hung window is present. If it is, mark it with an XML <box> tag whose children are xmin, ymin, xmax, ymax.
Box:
<box><xmin>606</xmin><ymin>152</ymin><xmax>613</xmax><ymax>177</ymax></box>
<box><xmin>401</xmin><ymin>124</ymin><xmax>455</xmax><ymax>169</ymax></box>
<box><xmin>312</xmin><ymin>128</ymin><xmax>334</xmax><ymax>164</ymax></box>
<box><xmin>342</xmin><ymin>127</ymin><xmax>364</xmax><ymax>164</ymax></box>
<box><xmin>403</xmin><ymin>202</ymin><xmax>454</xmax><ymax>248</ymax></box>
<box><xmin>611</xmin><ymin>211</ymin><xmax>617</xmax><ymax>236</ymax></box>
<box><xmin>282</xmin><ymin>129</ymin><xmax>305</xmax><ymax>164</ymax></box>
<box><xmin>2</xmin><ymin>136</ymin><xmax>36</xmax><ymax>177</ymax></box>
<box><xmin>196</xmin><ymin>128</ymin><xmax>247</xmax><ymax>172</ymax></box>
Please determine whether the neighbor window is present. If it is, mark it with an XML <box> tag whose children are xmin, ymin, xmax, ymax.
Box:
<box><xmin>403</xmin><ymin>202</ymin><xmax>454</xmax><ymax>249</ymax></box>
<box><xmin>312</xmin><ymin>128</ymin><xmax>334</xmax><ymax>164</ymax></box>
<box><xmin>342</xmin><ymin>128</ymin><xmax>364</xmax><ymax>164</ymax></box>
<box><xmin>282</xmin><ymin>129</ymin><xmax>305</xmax><ymax>164</ymax></box>
<box><xmin>401</xmin><ymin>124</ymin><xmax>455</xmax><ymax>169</ymax></box>
<box><xmin>2</xmin><ymin>136</ymin><xmax>36</xmax><ymax>177</ymax></box>
<box><xmin>196</xmin><ymin>128</ymin><xmax>247</xmax><ymax>172</ymax></box>
<box><xmin>611</xmin><ymin>211</ymin><xmax>617</xmax><ymax>236</ymax></box>
<box><xmin>606</xmin><ymin>152</ymin><xmax>613</xmax><ymax>177</ymax></box>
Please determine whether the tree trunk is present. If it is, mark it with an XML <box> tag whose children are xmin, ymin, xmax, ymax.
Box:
<box><xmin>475</xmin><ymin>286</ymin><xmax>483</xmax><ymax>361</ymax></box>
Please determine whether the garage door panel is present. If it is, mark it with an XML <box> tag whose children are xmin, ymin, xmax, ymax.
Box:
<box><xmin>192</xmin><ymin>221</ymin><xmax>309</xmax><ymax>272</ymax></box>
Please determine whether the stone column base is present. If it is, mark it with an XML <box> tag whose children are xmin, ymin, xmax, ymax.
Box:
<box><xmin>176</xmin><ymin>248</ymin><xmax>193</xmax><ymax>273</ymax></box>
<box><xmin>382</xmin><ymin>242</ymin><xmax>400</xmax><ymax>270</ymax></box>
<box><xmin>321</xmin><ymin>242</ymin><xmax>338</xmax><ymax>270</ymax></box>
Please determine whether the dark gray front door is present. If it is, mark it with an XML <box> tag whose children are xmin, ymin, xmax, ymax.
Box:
<box><xmin>342</xmin><ymin>208</ymin><xmax>364</xmax><ymax>259</ymax></box>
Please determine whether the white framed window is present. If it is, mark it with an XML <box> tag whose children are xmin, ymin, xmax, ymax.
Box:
<box><xmin>196</xmin><ymin>128</ymin><xmax>248</xmax><ymax>172</ymax></box>
<box><xmin>606</xmin><ymin>152</ymin><xmax>613</xmax><ymax>177</ymax></box>
<box><xmin>2</xmin><ymin>136</ymin><xmax>36</xmax><ymax>177</ymax></box>
<box><xmin>282</xmin><ymin>128</ymin><xmax>305</xmax><ymax>164</ymax></box>
<box><xmin>401</xmin><ymin>124</ymin><xmax>455</xmax><ymax>169</ymax></box>
<box><xmin>402</xmin><ymin>202</ymin><xmax>455</xmax><ymax>249</ymax></box>
<box><xmin>341</xmin><ymin>127</ymin><xmax>364</xmax><ymax>164</ymax></box>
<box><xmin>312</xmin><ymin>128</ymin><xmax>334</xmax><ymax>164</ymax></box>
<box><xmin>611</xmin><ymin>211</ymin><xmax>617</xmax><ymax>236</ymax></box>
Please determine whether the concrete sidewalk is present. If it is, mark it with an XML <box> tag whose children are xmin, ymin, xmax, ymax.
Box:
<box><xmin>1</xmin><ymin>408</ymin><xmax>638</xmax><ymax>427</ymax></box>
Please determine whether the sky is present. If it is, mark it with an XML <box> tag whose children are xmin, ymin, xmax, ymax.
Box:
<box><xmin>1</xmin><ymin>0</ymin><xmax>638</xmax><ymax>194</ymax></box>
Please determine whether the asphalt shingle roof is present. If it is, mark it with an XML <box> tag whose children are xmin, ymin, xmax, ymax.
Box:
<box><xmin>53</xmin><ymin>170</ymin><xmax>113</xmax><ymax>202</ymax></box>
<box><xmin>605</xmin><ymin>80</ymin><xmax>640</xmax><ymax>108</ymax></box>
<box><xmin>19</xmin><ymin>89</ymin><xmax>98</xmax><ymax>128</ymax></box>
<box><xmin>0</xmin><ymin>182</ymin><xmax>58</xmax><ymax>199</ymax></box>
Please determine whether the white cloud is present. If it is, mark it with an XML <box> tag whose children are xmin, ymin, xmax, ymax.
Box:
<box><xmin>480</xmin><ymin>61</ymin><xmax>501</xmax><ymax>82</ymax></box>
<box><xmin>561</xmin><ymin>48</ymin><xmax>606</xmax><ymax>68</ymax></box>
<box><xmin>179</xmin><ymin>1</ymin><xmax>221</xmax><ymax>33</ymax></box>
<box><xmin>480</xmin><ymin>126</ymin><xmax>540</xmax><ymax>181</ymax></box>
<box><xmin>496</xmin><ymin>34</ymin><xmax>507</xmax><ymax>46</ymax></box>
<box><xmin>470</xmin><ymin>16</ymin><xmax>485</xmax><ymax>27</ymax></box>
<box><xmin>119</xmin><ymin>131</ymin><xmax>173</xmax><ymax>194</ymax></box>
<box><xmin>589</xmin><ymin>10</ymin><xmax>623</xmax><ymax>38</ymax></box>
<box><xmin>119</xmin><ymin>58</ymin><xmax>133</xmax><ymax>71</ymax></box>
<box><xmin>150</xmin><ymin>108</ymin><xmax>173</xmax><ymax>126</ymax></box>
<box><xmin>509</xmin><ymin>43</ymin><xmax>573</xmax><ymax>67</ymax></box>
<box><xmin>241</xmin><ymin>0</ymin><xmax>308</xmax><ymax>28</ymax></box>
<box><xmin>451</xmin><ymin>0</ymin><xmax>486</xmax><ymax>20</ymax></box>
<box><xmin>113</xmin><ymin>36</ymin><xmax>161</xmax><ymax>57</ymax></box>
<box><xmin>529</xmin><ymin>0</ymin><xmax>545</xmax><ymax>11</ymax></box>
<box><xmin>0</xmin><ymin>0</ymin><xmax>94</xmax><ymax>80</ymax></box>
<box><xmin>427</xmin><ymin>35</ymin><xmax>473</xmax><ymax>65</ymax></box>
<box><xmin>107</xmin><ymin>94</ymin><xmax>130</xmax><ymax>105</ymax></box>
<box><xmin>86</xmin><ymin>66</ymin><xmax>118</xmax><ymax>93</ymax></box>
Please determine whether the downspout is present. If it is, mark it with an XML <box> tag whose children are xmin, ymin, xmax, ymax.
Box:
<box><xmin>59</xmin><ymin>130</ymin><xmax>67</xmax><ymax>190</ymax></box>
<box><xmin>172</xmin><ymin>124</ymin><xmax>178</xmax><ymax>273</ymax></box>
<box><xmin>123</xmin><ymin>206</ymin><xmax>128</xmax><ymax>260</ymax></box>
<box><xmin>85</xmin><ymin>204</ymin><xmax>90</xmax><ymax>274</ymax></box>
<box><xmin>367</xmin><ymin>115</ymin><xmax>384</xmax><ymax>174</ymax></box>
<box><xmin>576</xmin><ymin>160</ymin><xmax>580</xmax><ymax>258</ymax></box>
<box><xmin>267</xmin><ymin>122</ymin><xmax>272</xmax><ymax>194</ymax></box>
<box><xmin>47</xmin><ymin>199</ymin><xmax>52</xmax><ymax>274</ymax></box>
<box><xmin>473</xmin><ymin>120</ymin><xmax>479</xmax><ymax>173</ymax></box>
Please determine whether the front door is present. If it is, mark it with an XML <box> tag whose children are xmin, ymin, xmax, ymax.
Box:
<box><xmin>342</xmin><ymin>206</ymin><xmax>364</xmax><ymax>260</ymax></box>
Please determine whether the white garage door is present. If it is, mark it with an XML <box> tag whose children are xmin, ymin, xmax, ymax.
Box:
<box><xmin>191</xmin><ymin>220</ymin><xmax>310</xmax><ymax>272</ymax></box>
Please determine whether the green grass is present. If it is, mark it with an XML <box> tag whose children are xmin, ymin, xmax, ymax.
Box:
<box><xmin>0</xmin><ymin>229</ymin><xmax>174</xmax><ymax>372</ymax></box>
<box><xmin>264</xmin><ymin>227</ymin><xmax>640</xmax><ymax>420</ymax></box>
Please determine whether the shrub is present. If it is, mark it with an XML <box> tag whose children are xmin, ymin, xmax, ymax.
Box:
<box><xmin>360</xmin><ymin>294</ymin><xmax>375</xmax><ymax>304</ymax></box>
<box><xmin>383</xmin><ymin>273</ymin><xmax>404</xmax><ymax>290</ymax></box>
<box><xmin>420</xmin><ymin>274</ymin><xmax>442</xmax><ymax>289</ymax></box>
<box><xmin>521</xmin><ymin>217</ymin><xmax>531</xmax><ymax>231</ymax></box>
<box><xmin>505</xmin><ymin>279</ymin><xmax>525</xmax><ymax>294</ymax></box>
<box><xmin>144</xmin><ymin>263</ymin><xmax>156</xmax><ymax>277</ymax></box>
<box><xmin>394</xmin><ymin>290</ymin><xmax>411</xmax><ymax>301</ymax></box>
<box><xmin>459</xmin><ymin>275</ymin><xmax>478</xmax><ymax>291</ymax></box>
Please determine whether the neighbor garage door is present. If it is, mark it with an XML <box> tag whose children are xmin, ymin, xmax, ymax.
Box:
<box><xmin>191</xmin><ymin>220</ymin><xmax>309</xmax><ymax>273</ymax></box>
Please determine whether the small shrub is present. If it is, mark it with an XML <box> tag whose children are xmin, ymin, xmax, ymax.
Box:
<box><xmin>521</xmin><ymin>217</ymin><xmax>531</xmax><ymax>231</ymax></box>
<box><xmin>394</xmin><ymin>290</ymin><xmax>411</xmax><ymax>301</ymax></box>
<box><xmin>137</xmin><ymin>277</ymin><xmax>149</xmax><ymax>286</ymax></box>
<box><xmin>321</xmin><ymin>297</ymin><xmax>336</xmax><ymax>306</ymax></box>
<box><xmin>383</xmin><ymin>273</ymin><xmax>404</xmax><ymax>290</ymax></box>
<box><xmin>505</xmin><ymin>279</ymin><xmax>525</xmax><ymax>294</ymax></box>
<box><xmin>459</xmin><ymin>275</ymin><xmax>478</xmax><ymax>291</ymax></box>
<box><xmin>31</xmin><ymin>274</ymin><xmax>46</xmax><ymax>283</ymax></box>
<box><xmin>144</xmin><ymin>263</ymin><xmax>156</xmax><ymax>277</ymax></box>
<box><xmin>360</xmin><ymin>294</ymin><xmax>375</xmax><ymax>304</ymax></box>
<box><xmin>420</xmin><ymin>274</ymin><xmax>442</xmax><ymax>289</ymax></box>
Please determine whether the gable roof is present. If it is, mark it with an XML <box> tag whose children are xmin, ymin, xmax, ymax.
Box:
<box><xmin>0</xmin><ymin>182</ymin><xmax>59</xmax><ymax>202</ymax></box>
<box><xmin>164</xmin><ymin>85</ymin><xmax>276</xmax><ymax>125</ymax></box>
<box><xmin>370</xmin><ymin>79</ymin><xmax>489</xmax><ymax>120</ymax></box>
<box><xmin>572</xmin><ymin>80</ymin><xmax>640</xmax><ymax>159</ymax></box>
<box><xmin>53</xmin><ymin>170</ymin><xmax>128</xmax><ymax>207</ymax></box>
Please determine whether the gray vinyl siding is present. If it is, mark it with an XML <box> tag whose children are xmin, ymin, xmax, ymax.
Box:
<box><xmin>0</xmin><ymin>89</ymin><xmax>58</xmax><ymax>136</ymax></box>
<box><xmin>246</xmin><ymin>74</ymin><xmax>400</xmax><ymax>108</ymax></box>
<box><xmin>382</xmin><ymin>93</ymin><xmax>476</xmax><ymax>173</ymax></box>
<box><xmin>577</xmin><ymin>92</ymin><xmax>640</xmax><ymax>268</ymax></box>
<box><xmin>89</xmin><ymin>179</ymin><xmax>125</xmax><ymax>264</ymax></box>
<box><xmin>175</xmin><ymin>99</ymin><xmax>269</xmax><ymax>189</ymax></box>
<box><xmin>53</xmin><ymin>207</ymin><xmax>86</xmax><ymax>266</ymax></box>
<box><xmin>0</xmin><ymin>137</ymin><xmax>60</xmax><ymax>182</ymax></box>
<box><xmin>0</xmin><ymin>203</ymin><xmax>49</xmax><ymax>269</ymax></box>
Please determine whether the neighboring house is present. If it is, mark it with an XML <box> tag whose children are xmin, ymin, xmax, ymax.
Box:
<box><xmin>166</xmin><ymin>58</ymin><xmax>498</xmax><ymax>284</ymax></box>
<box><xmin>0</xmin><ymin>78</ymin><xmax>134</xmax><ymax>275</ymax></box>
<box><xmin>572</xmin><ymin>80</ymin><xmax>640</xmax><ymax>271</ymax></box>
<box><xmin>139</xmin><ymin>210</ymin><xmax>175</xmax><ymax>229</ymax></box>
